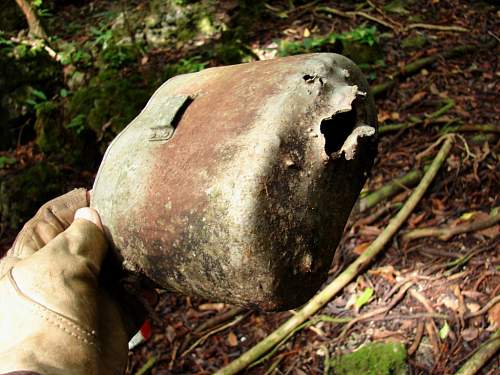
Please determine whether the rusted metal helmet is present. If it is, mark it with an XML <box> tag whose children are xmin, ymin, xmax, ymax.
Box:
<box><xmin>91</xmin><ymin>53</ymin><xmax>377</xmax><ymax>311</ymax></box>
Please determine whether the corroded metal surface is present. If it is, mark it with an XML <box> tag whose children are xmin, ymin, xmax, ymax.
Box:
<box><xmin>91</xmin><ymin>53</ymin><xmax>377</xmax><ymax>311</ymax></box>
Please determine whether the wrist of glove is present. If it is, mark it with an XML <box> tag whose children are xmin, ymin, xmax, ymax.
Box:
<box><xmin>0</xmin><ymin>189</ymin><xmax>150</xmax><ymax>375</ymax></box>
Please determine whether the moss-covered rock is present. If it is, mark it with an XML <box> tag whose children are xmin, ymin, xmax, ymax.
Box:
<box><xmin>0</xmin><ymin>161</ymin><xmax>63</xmax><ymax>231</ymax></box>
<box><xmin>328</xmin><ymin>342</ymin><xmax>408</xmax><ymax>375</ymax></box>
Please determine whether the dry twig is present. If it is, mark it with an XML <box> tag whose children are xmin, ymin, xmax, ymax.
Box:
<box><xmin>407</xmin><ymin>23</ymin><xmax>468</xmax><ymax>32</ymax></box>
<box><xmin>404</xmin><ymin>212</ymin><xmax>500</xmax><ymax>241</ymax></box>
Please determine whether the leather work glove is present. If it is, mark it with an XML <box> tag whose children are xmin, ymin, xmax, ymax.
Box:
<box><xmin>0</xmin><ymin>189</ymin><xmax>145</xmax><ymax>375</ymax></box>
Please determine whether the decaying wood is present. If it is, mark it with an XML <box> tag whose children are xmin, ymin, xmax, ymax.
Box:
<box><xmin>15</xmin><ymin>0</ymin><xmax>47</xmax><ymax>39</ymax></box>
<box><xmin>214</xmin><ymin>136</ymin><xmax>455</xmax><ymax>375</ymax></box>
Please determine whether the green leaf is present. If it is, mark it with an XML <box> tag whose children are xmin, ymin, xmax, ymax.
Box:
<box><xmin>439</xmin><ymin>321</ymin><xmax>450</xmax><ymax>340</ymax></box>
<box><xmin>60</xmin><ymin>88</ymin><xmax>69</xmax><ymax>97</ymax></box>
<box><xmin>31</xmin><ymin>89</ymin><xmax>47</xmax><ymax>101</ymax></box>
<box><xmin>460</xmin><ymin>212</ymin><xmax>475</xmax><ymax>221</ymax></box>
<box><xmin>0</xmin><ymin>156</ymin><xmax>16</xmax><ymax>169</ymax></box>
<box><xmin>384</xmin><ymin>0</ymin><xmax>410</xmax><ymax>15</ymax></box>
<box><xmin>355</xmin><ymin>288</ymin><xmax>374</xmax><ymax>309</ymax></box>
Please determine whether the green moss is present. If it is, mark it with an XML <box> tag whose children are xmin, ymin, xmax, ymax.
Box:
<box><xmin>342</xmin><ymin>41</ymin><xmax>382</xmax><ymax>65</ymax></box>
<box><xmin>34</xmin><ymin>101</ymin><xmax>63</xmax><ymax>153</ymax></box>
<box><xmin>0</xmin><ymin>161</ymin><xmax>62</xmax><ymax>231</ymax></box>
<box><xmin>401</xmin><ymin>35</ymin><xmax>427</xmax><ymax>50</ymax></box>
<box><xmin>328</xmin><ymin>342</ymin><xmax>408</xmax><ymax>375</ymax></box>
<box><xmin>68</xmin><ymin>68</ymin><xmax>152</xmax><ymax>147</ymax></box>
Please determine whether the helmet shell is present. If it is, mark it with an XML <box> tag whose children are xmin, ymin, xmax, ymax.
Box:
<box><xmin>91</xmin><ymin>53</ymin><xmax>377</xmax><ymax>310</ymax></box>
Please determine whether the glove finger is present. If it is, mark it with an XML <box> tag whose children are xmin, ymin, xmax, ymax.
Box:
<box><xmin>10</xmin><ymin>188</ymin><xmax>89</xmax><ymax>259</ymax></box>
<box><xmin>10</xmin><ymin>210</ymin><xmax>108</xmax><ymax>324</ymax></box>
<box><xmin>43</xmin><ymin>210</ymin><xmax>108</xmax><ymax>276</ymax></box>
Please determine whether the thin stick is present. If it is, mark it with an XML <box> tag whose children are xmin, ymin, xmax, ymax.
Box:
<box><xmin>181</xmin><ymin>314</ymin><xmax>247</xmax><ymax>358</ymax></box>
<box><xmin>464</xmin><ymin>295</ymin><xmax>500</xmax><ymax>319</ymax></box>
<box><xmin>317</xmin><ymin>6</ymin><xmax>398</xmax><ymax>31</ymax></box>
<box><xmin>358</xmin><ymin>169</ymin><xmax>424</xmax><ymax>212</ymax></box>
<box><xmin>371</xmin><ymin>45</ymin><xmax>479</xmax><ymax>96</ymax></box>
<box><xmin>407</xmin><ymin>23</ymin><xmax>468</xmax><ymax>33</ymax></box>
<box><xmin>454</xmin><ymin>331</ymin><xmax>500</xmax><ymax>375</ymax></box>
<box><xmin>338</xmin><ymin>281</ymin><xmax>414</xmax><ymax>339</ymax></box>
<box><xmin>403</xmin><ymin>212</ymin><xmax>500</xmax><ymax>241</ymax></box>
<box><xmin>214</xmin><ymin>136</ymin><xmax>455</xmax><ymax>375</ymax></box>
<box><xmin>134</xmin><ymin>356</ymin><xmax>157</xmax><ymax>375</ymax></box>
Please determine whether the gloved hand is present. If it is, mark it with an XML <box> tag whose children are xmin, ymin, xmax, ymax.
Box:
<box><xmin>0</xmin><ymin>189</ymin><xmax>139</xmax><ymax>375</ymax></box>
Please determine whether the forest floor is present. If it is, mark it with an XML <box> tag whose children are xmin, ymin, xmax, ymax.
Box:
<box><xmin>1</xmin><ymin>1</ymin><xmax>499</xmax><ymax>374</ymax></box>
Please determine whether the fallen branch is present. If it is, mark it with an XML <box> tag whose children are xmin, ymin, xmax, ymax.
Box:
<box><xmin>379</xmin><ymin>99</ymin><xmax>455</xmax><ymax>135</ymax></box>
<box><xmin>444</xmin><ymin>124</ymin><xmax>500</xmax><ymax>134</ymax></box>
<box><xmin>358</xmin><ymin>168</ymin><xmax>424</xmax><ymax>212</ymax></box>
<box><xmin>407</xmin><ymin>23</ymin><xmax>468</xmax><ymax>33</ymax></box>
<box><xmin>371</xmin><ymin>45</ymin><xmax>478</xmax><ymax>97</ymax></box>
<box><xmin>317</xmin><ymin>6</ymin><xmax>398</xmax><ymax>31</ymax></box>
<box><xmin>10</xmin><ymin>37</ymin><xmax>61</xmax><ymax>62</ymax></box>
<box><xmin>214</xmin><ymin>135</ymin><xmax>455</xmax><ymax>375</ymax></box>
<box><xmin>454</xmin><ymin>330</ymin><xmax>500</xmax><ymax>375</ymax></box>
<box><xmin>403</xmin><ymin>211</ymin><xmax>500</xmax><ymax>241</ymax></box>
<box><xmin>15</xmin><ymin>0</ymin><xmax>48</xmax><ymax>39</ymax></box>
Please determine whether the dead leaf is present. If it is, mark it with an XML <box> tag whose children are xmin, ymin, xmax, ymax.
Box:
<box><xmin>409</xmin><ymin>212</ymin><xmax>426</xmax><ymax>227</ymax></box>
<box><xmin>360</xmin><ymin>225</ymin><xmax>382</xmax><ymax>237</ymax></box>
<box><xmin>438</xmin><ymin>295</ymin><xmax>459</xmax><ymax>311</ymax></box>
<box><xmin>407</xmin><ymin>91</ymin><xmax>427</xmax><ymax>106</ymax></box>
<box><xmin>461</xmin><ymin>327</ymin><xmax>479</xmax><ymax>342</ymax></box>
<box><xmin>431</xmin><ymin>198</ymin><xmax>445</xmax><ymax>211</ymax></box>
<box><xmin>353</xmin><ymin>242</ymin><xmax>370</xmax><ymax>255</ymax></box>
<box><xmin>390</xmin><ymin>112</ymin><xmax>400</xmax><ymax>120</ymax></box>
<box><xmin>227</xmin><ymin>331</ymin><xmax>238</xmax><ymax>347</ymax></box>
<box><xmin>466</xmin><ymin>302</ymin><xmax>481</xmax><ymax>314</ymax></box>
<box><xmin>377</xmin><ymin>111</ymin><xmax>392</xmax><ymax>123</ymax></box>
<box><xmin>488</xmin><ymin>302</ymin><xmax>500</xmax><ymax>329</ymax></box>
<box><xmin>368</xmin><ymin>265</ymin><xmax>398</xmax><ymax>283</ymax></box>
